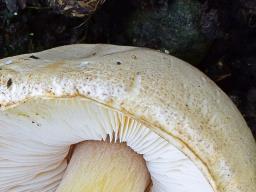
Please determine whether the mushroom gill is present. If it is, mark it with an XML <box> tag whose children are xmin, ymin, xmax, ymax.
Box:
<box><xmin>0</xmin><ymin>98</ymin><xmax>213</xmax><ymax>192</ymax></box>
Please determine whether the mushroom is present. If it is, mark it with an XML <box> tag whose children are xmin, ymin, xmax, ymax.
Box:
<box><xmin>0</xmin><ymin>44</ymin><xmax>255</xmax><ymax>192</ymax></box>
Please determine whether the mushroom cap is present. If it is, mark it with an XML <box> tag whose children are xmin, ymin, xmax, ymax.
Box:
<box><xmin>0</xmin><ymin>44</ymin><xmax>255</xmax><ymax>192</ymax></box>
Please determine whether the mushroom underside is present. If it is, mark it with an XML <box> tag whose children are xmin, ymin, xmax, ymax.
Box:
<box><xmin>0</xmin><ymin>97</ymin><xmax>213</xmax><ymax>192</ymax></box>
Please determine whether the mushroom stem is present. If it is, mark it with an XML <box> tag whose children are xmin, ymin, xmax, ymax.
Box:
<box><xmin>56</xmin><ymin>141</ymin><xmax>151</xmax><ymax>192</ymax></box>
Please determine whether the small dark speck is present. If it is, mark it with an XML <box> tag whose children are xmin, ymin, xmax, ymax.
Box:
<box><xmin>32</xmin><ymin>121</ymin><xmax>35</xmax><ymax>124</ymax></box>
<box><xmin>29</xmin><ymin>55</ymin><xmax>39</xmax><ymax>59</ymax></box>
<box><xmin>92</xmin><ymin>53</ymin><xmax>96</xmax><ymax>56</ymax></box>
<box><xmin>132</xmin><ymin>55</ymin><xmax>137</xmax><ymax>59</ymax></box>
<box><xmin>7</xmin><ymin>79</ymin><xmax>12</xmax><ymax>88</ymax></box>
<box><xmin>116</xmin><ymin>61</ymin><xmax>122</xmax><ymax>65</ymax></box>
<box><xmin>0</xmin><ymin>67</ymin><xmax>2</xmax><ymax>70</ymax></box>
<box><xmin>36</xmin><ymin>123</ymin><xmax>40</xmax><ymax>127</ymax></box>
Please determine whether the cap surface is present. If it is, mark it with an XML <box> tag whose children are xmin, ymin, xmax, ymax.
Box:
<box><xmin>0</xmin><ymin>44</ymin><xmax>255</xmax><ymax>192</ymax></box>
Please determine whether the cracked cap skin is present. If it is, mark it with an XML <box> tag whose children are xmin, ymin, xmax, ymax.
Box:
<box><xmin>0</xmin><ymin>44</ymin><xmax>255</xmax><ymax>192</ymax></box>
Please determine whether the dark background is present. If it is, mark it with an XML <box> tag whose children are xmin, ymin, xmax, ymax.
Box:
<box><xmin>0</xmin><ymin>0</ymin><xmax>255</xmax><ymax>138</ymax></box>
